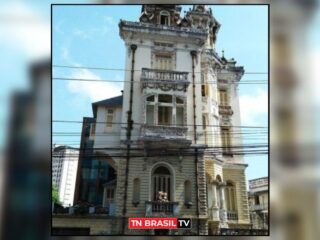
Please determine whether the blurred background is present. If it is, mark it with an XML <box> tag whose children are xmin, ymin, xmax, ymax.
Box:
<box><xmin>0</xmin><ymin>0</ymin><xmax>319</xmax><ymax>240</ymax></box>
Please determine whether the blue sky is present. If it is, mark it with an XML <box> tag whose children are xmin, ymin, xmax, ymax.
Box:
<box><xmin>52</xmin><ymin>5</ymin><xmax>268</xmax><ymax>182</ymax></box>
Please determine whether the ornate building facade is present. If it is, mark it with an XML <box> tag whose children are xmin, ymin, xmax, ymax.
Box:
<box><xmin>54</xmin><ymin>5</ymin><xmax>250</xmax><ymax>235</ymax></box>
<box><xmin>248</xmin><ymin>177</ymin><xmax>269</xmax><ymax>230</ymax></box>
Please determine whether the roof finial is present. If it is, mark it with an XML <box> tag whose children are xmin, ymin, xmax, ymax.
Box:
<box><xmin>222</xmin><ymin>50</ymin><xmax>225</xmax><ymax>58</ymax></box>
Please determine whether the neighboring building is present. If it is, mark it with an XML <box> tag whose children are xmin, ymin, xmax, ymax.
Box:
<box><xmin>52</xmin><ymin>145</ymin><xmax>79</xmax><ymax>207</ymax></box>
<box><xmin>2</xmin><ymin>59</ymin><xmax>51</xmax><ymax>240</ymax></box>
<box><xmin>248</xmin><ymin>177</ymin><xmax>268</xmax><ymax>229</ymax></box>
<box><xmin>53</xmin><ymin>5</ymin><xmax>251</xmax><ymax>235</ymax></box>
<box><xmin>73</xmin><ymin>115</ymin><xmax>117</xmax><ymax>207</ymax></box>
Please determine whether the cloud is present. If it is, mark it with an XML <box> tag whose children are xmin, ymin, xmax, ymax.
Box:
<box><xmin>0</xmin><ymin>2</ymin><xmax>50</xmax><ymax>60</ymax></box>
<box><xmin>61</xmin><ymin>47</ymin><xmax>70</xmax><ymax>61</ymax></box>
<box><xmin>103</xmin><ymin>16</ymin><xmax>116</xmax><ymax>25</ymax></box>
<box><xmin>72</xmin><ymin>17</ymin><xmax>116</xmax><ymax>40</ymax></box>
<box><xmin>73</xmin><ymin>28</ymin><xmax>90</xmax><ymax>39</ymax></box>
<box><xmin>239</xmin><ymin>88</ymin><xmax>268</xmax><ymax>126</ymax></box>
<box><xmin>67</xmin><ymin>68</ymin><xmax>123</xmax><ymax>102</ymax></box>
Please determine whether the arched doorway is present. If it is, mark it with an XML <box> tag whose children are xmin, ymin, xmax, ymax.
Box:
<box><xmin>151</xmin><ymin>165</ymin><xmax>172</xmax><ymax>201</ymax></box>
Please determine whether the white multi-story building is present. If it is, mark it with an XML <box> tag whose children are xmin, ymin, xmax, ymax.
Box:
<box><xmin>52</xmin><ymin>145</ymin><xmax>79</xmax><ymax>207</ymax></box>
<box><xmin>55</xmin><ymin>5</ymin><xmax>252</xmax><ymax>235</ymax></box>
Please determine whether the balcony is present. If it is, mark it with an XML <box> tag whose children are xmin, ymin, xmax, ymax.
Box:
<box><xmin>250</xmin><ymin>204</ymin><xmax>268</xmax><ymax>211</ymax></box>
<box><xmin>145</xmin><ymin>201</ymin><xmax>179</xmax><ymax>217</ymax></box>
<box><xmin>52</xmin><ymin>202</ymin><xmax>116</xmax><ymax>216</ymax></box>
<box><xmin>141</xmin><ymin>68</ymin><xmax>190</xmax><ymax>92</ymax></box>
<box><xmin>139</xmin><ymin>124</ymin><xmax>191</xmax><ymax>147</ymax></box>
<box><xmin>219</xmin><ymin>105</ymin><xmax>233</xmax><ymax>115</ymax></box>
<box><xmin>227</xmin><ymin>211</ymin><xmax>239</xmax><ymax>221</ymax></box>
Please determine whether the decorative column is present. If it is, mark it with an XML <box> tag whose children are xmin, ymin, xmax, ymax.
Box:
<box><xmin>211</xmin><ymin>180</ymin><xmax>219</xmax><ymax>220</ymax></box>
<box><xmin>154</xmin><ymin>94</ymin><xmax>158</xmax><ymax>125</ymax></box>
<box><xmin>219</xmin><ymin>182</ymin><xmax>228</xmax><ymax>228</ymax></box>
<box><xmin>172</xmin><ymin>95</ymin><xmax>176</xmax><ymax>125</ymax></box>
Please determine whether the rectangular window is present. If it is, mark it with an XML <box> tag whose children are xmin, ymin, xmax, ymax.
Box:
<box><xmin>202</xmin><ymin>85</ymin><xmax>206</xmax><ymax>97</ymax></box>
<box><xmin>219</xmin><ymin>90</ymin><xmax>228</xmax><ymax>106</ymax></box>
<box><xmin>106</xmin><ymin>109</ymin><xmax>114</xmax><ymax>130</ymax></box>
<box><xmin>221</xmin><ymin>128</ymin><xmax>232</xmax><ymax>154</ymax></box>
<box><xmin>201</xmin><ymin>74</ymin><xmax>208</xmax><ymax>97</ymax></box>
<box><xmin>154</xmin><ymin>54</ymin><xmax>173</xmax><ymax>70</ymax></box>
<box><xmin>158</xmin><ymin>106</ymin><xmax>172</xmax><ymax>125</ymax></box>
<box><xmin>202</xmin><ymin>115</ymin><xmax>207</xmax><ymax>130</ymax></box>
<box><xmin>176</xmin><ymin>107</ymin><xmax>184</xmax><ymax>126</ymax></box>
<box><xmin>160</xmin><ymin>15</ymin><xmax>169</xmax><ymax>25</ymax></box>
<box><xmin>146</xmin><ymin>105</ymin><xmax>154</xmax><ymax>124</ymax></box>
<box><xmin>89</xmin><ymin>123</ymin><xmax>96</xmax><ymax>140</ymax></box>
<box><xmin>255</xmin><ymin>196</ymin><xmax>260</xmax><ymax>205</ymax></box>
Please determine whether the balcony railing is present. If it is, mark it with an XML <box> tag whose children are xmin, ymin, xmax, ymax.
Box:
<box><xmin>52</xmin><ymin>202</ymin><xmax>116</xmax><ymax>216</ymax></box>
<box><xmin>140</xmin><ymin>124</ymin><xmax>188</xmax><ymax>141</ymax></box>
<box><xmin>250</xmin><ymin>204</ymin><xmax>268</xmax><ymax>211</ymax></box>
<box><xmin>219</xmin><ymin>105</ymin><xmax>233</xmax><ymax>115</ymax></box>
<box><xmin>145</xmin><ymin>201</ymin><xmax>179</xmax><ymax>217</ymax></box>
<box><xmin>227</xmin><ymin>211</ymin><xmax>239</xmax><ymax>221</ymax></box>
<box><xmin>141</xmin><ymin>68</ymin><xmax>190</xmax><ymax>91</ymax></box>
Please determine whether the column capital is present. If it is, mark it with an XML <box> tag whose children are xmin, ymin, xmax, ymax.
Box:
<box><xmin>211</xmin><ymin>180</ymin><xmax>227</xmax><ymax>187</ymax></box>
<box><xmin>219</xmin><ymin>181</ymin><xmax>227</xmax><ymax>188</ymax></box>
<box><xmin>130</xmin><ymin>44</ymin><xmax>137</xmax><ymax>50</ymax></box>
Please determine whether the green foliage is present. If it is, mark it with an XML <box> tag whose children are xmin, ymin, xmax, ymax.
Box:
<box><xmin>74</xmin><ymin>203</ymin><xmax>89</xmax><ymax>215</ymax></box>
<box><xmin>52</xmin><ymin>184</ymin><xmax>60</xmax><ymax>204</ymax></box>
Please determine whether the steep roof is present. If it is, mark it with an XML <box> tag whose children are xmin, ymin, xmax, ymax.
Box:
<box><xmin>92</xmin><ymin>95</ymin><xmax>123</xmax><ymax>118</ymax></box>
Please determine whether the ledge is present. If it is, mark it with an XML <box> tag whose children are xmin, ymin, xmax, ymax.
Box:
<box><xmin>119</xmin><ymin>20</ymin><xmax>208</xmax><ymax>42</ymax></box>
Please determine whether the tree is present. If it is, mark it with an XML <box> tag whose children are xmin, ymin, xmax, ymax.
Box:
<box><xmin>52</xmin><ymin>184</ymin><xmax>60</xmax><ymax>204</ymax></box>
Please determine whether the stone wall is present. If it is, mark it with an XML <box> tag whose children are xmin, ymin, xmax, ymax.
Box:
<box><xmin>52</xmin><ymin>215</ymin><xmax>122</xmax><ymax>235</ymax></box>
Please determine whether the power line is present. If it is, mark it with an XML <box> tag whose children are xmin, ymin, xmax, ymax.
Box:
<box><xmin>53</xmin><ymin>77</ymin><xmax>268</xmax><ymax>84</ymax></box>
<box><xmin>52</xmin><ymin>152</ymin><xmax>269</xmax><ymax>159</ymax></box>
<box><xmin>53</xmin><ymin>64</ymin><xmax>269</xmax><ymax>75</ymax></box>
<box><xmin>52</xmin><ymin>120</ymin><xmax>268</xmax><ymax>129</ymax></box>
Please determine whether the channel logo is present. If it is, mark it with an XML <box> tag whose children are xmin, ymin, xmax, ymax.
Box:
<box><xmin>129</xmin><ymin>218</ymin><xmax>191</xmax><ymax>229</ymax></box>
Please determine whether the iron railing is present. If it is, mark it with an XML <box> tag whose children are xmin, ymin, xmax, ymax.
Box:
<box><xmin>145</xmin><ymin>201</ymin><xmax>179</xmax><ymax>216</ymax></box>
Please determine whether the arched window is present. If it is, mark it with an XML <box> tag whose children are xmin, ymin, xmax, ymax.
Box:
<box><xmin>132</xmin><ymin>178</ymin><xmax>140</xmax><ymax>205</ymax></box>
<box><xmin>152</xmin><ymin>166</ymin><xmax>171</xmax><ymax>201</ymax></box>
<box><xmin>184</xmin><ymin>180</ymin><xmax>192</xmax><ymax>203</ymax></box>
<box><xmin>225</xmin><ymin>181</ymin><xmax>237</xmax><ymax>211</ymax></box>
<box><xmin>160</xmin><ymin>10</ymin><xmax>170</xmax><ymax>25</ymax></box>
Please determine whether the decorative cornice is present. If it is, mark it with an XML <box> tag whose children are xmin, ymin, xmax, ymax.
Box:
<box><xmin>119</xmin><ymin>20</ymin><xmax>208</xmax><ymax>43</ymax></box>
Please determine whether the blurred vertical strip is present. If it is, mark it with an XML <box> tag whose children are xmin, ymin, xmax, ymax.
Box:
<box><xmin>1</xmin><ymin>60</ymin><xmax>51</xmax><ymax>240</ymax></box>
<box><xmin>270</xmin><ymin>1</ymin><xmax>318</xmax><ymax>240</ymax></box>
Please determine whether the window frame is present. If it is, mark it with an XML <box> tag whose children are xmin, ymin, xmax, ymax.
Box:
<box><xmin>145</xmin><ymin>94</ymin><xmax>185</xmax><ymax>126</ymax></box>
<box><xmin>105</xmin><ymin>108</ymin><xmax>115</xmax><ymax>131</ymax></box>
<box><xmin>159</xmin><ymin>10</ymin><xmax>170</xmax><ymax>25</ymax></box>
<box><xmin>89</xmin><ymin>123</ymin><xmax>96</xmax><ymax>140</ymax></box>
<box><xmin>219</xmin><ymin>89</ymin><xmax>229</xmax><ymax>106</ymax></box>
<box><xmin>152</xmin><ymin>165</ymin><xmax>172</xmax><ymax>201</ymax></box>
